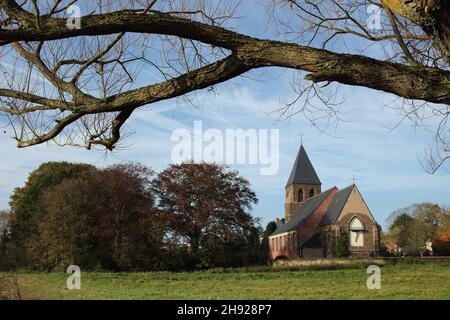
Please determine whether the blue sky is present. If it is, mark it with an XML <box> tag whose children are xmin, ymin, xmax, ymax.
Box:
<box><xmin>0</xmin><ymin>1</ymin><xmax>449</xmax><ymax>229</ymax></box>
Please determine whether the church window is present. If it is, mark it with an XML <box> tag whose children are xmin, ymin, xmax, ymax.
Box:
<box><xmin>298</xmin><ymin>189</ymin><xmax>304</xmax><ymax>202</ymax></box>
<box><xmin>309</xmin><ymin>189</ymin><xmax>315</xmax><ymax>198</ymax></box>
<box><xmin>349</xmin><ymin>217</ymin><xmax>364</xmax><ymax>247</ymax></box>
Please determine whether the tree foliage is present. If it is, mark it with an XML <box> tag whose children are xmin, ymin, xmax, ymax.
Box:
<box><xmin>152</xmin><ymin>162</ymin><xmax>261</xmax><ymax>268</ymax></box>
<box><xmin>1</xmin><ymin>161</ymin><xmax>263</xmax><ymax>271</ymax></box>
<box><xmin>386</xmin><ymin>203</ymin><xmax>449</xmax><ymax>256</ymax></box>
<box><xmin>32</xmin><ymin>163</ymin><xmax>161</xmax><ymax>270</ymax></box>
<box><xmin>0</xmin><ymin>210</ymin><xmax>8</xmax><ymax>234</ymax></box>
<box><xmin>4</xmin><ymin>162</ymin><xmax>95</xmax><ymax>267</ymax></box>
<box><xmin>336</xmin><ymin>228</ymin><xmax>350</xmax><ymax>257</ymax></box>
<box><xmin>434</xmin><ymin>217</ymin><xmax>450</xmax><ymax>255</ymax></box>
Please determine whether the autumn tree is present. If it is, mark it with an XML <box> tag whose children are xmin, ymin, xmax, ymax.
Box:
<box><xmin>434</xmin><ymin>207</ymin><xmax>450</xmax><ymax>255</ymax></box>
<box><xmin>434</xmin><ymin>223</ymin><xmax>450</xmax><ymax>255</ymax></box>
<box><xmin>386</xmin><ymin>203</ymin><xmax>449</xmax><ymax>255</ymax></box>
<box><xmin>5</xmin><ymin>161</ymin><xmax>95</xmax><ymax>266</ymax></box>
<box><xmin>34</xmin><ymin>163</ymin><xmax>162</xmax><ymax>271</ymax></box>
<box><xmin>152</xmin><ymin>162</ymin><xmax>260</xmax><ymax>268</ymax></box>
<box><xmin>0</xmin><ymin>1</ymin><xmax>448</xmax><ymax>171</ymax></box>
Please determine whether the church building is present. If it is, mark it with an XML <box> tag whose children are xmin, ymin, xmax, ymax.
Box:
<box><xmin>268</xmin><ymin>144</ymin><xmax>380</xmax><ymax>259</ymax></box>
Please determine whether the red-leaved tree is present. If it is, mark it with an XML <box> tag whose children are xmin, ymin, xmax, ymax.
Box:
<box><xmin>152</xmin><ymin>162</ymin><xmax>261</xmax><ymax>267</ymax></box>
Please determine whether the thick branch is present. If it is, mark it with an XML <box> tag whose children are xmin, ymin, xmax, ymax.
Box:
<box><xmin>105</xmin><ymin>54</ymin><xmax>251</xmax><ymax>111</ymax></box>
<box><xmin>0</xmin><ymin>10</ymin><xmax>449</xmax><ymax>106</ymax></box>
<box><xmin>7</xmin><ymin>55</ymin><xmax>251</xmax><ymax>148</ymax></box>
<box><xmin>1</xmin><ymin>5</ymin><xmax>450</xmax><ymax>149</ymax></box>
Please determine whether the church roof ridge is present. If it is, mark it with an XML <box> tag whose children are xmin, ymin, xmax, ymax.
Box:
<box><xmin>270</xmin><ymin>186</ymin><xmax>336</xmax><ymax>236</ymax></box>
<box><xmin>319</xmin><ymin>184</ymin><xmax>355</xmax><ymax>226</ymax></box>
<box><xmin>285</xmin><ymin>144</ymin><xmax>321</xmax><ymax>187</ymax></box>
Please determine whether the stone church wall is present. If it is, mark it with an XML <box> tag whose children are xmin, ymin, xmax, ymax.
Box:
<box><xmin>284</xmin><ymin>184</ymin><xmax>322</xmax><ymax>221</ymax></box>
<box><xmin>336</xmin><ymin>187</ymin><xmax>380</xmax><ymax>256</ymax></box>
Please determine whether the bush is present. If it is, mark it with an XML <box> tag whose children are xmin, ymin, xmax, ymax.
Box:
<box><xmin>336</xmin><ymin>229</ymin><xmax>350</xmax><ymax>257</ymax></box>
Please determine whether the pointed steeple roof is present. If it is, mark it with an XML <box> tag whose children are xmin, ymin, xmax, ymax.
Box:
<box><xmin>286</xmin><ymin>144</ymin><xmax>321</xmax><ymax>187</ymax></box>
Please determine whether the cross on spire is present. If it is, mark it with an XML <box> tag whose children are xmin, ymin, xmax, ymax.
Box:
<box><xmin>350</xmin><ymin>174</ymin><xmax>359</xmax><ymax>185</ymax></box>
<box><xmin>297</xmin><ymin>130</ymin><xmax>305</xmax><ymax>145</ymax></box>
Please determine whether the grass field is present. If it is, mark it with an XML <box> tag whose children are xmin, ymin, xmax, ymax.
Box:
<box><xmin>2</xmin><ymin>262</ymin><xmax>450</xmax><ymax>300</ymax></box>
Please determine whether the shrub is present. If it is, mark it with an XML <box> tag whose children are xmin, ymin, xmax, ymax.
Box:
<box><xmin>336</xmin><ymin>229</ymin><xmax>350</xmax><ymax>257</ymax></box>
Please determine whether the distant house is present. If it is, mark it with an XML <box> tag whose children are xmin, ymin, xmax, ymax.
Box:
<box><xmin>268</xmin><ymin>144</ymin><xmax>380</xmax><ymax>259</ymax></box>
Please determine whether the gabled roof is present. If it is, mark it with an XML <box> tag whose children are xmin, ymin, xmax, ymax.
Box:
<box><xmin>270</xmin><ymin>187</ymin><xmax>335</xmax><ymax>236</ymax></box>
<box><xmin>302</xmin><ymin>233</ymin><xmax>322</xmax><ymax>248</ymax></box>
<box><xmin>286</xmin><ymin>145</ymin><xmax>321</xmax><ymax>187</ymax></box>
<box><xmin>319</xmin><ymin>184</ymin><xmax>354</xmax><ymax>226</ymax></box>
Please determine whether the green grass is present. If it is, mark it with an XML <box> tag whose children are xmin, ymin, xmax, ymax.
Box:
<box><xmin>2</xmin><ymin>263</ymin><xmax>450</xmax><ymax>300</ymax></box>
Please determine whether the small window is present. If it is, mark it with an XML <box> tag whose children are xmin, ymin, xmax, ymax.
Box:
<box><xmin>298</xmin><ymin>189</ymin><xmax>304</xmax><ymax>202</ymax></box>
<box><xmin>309</xmin><ymin>188</ymin><xmax>315</xmax><ymax>198</ymax></box>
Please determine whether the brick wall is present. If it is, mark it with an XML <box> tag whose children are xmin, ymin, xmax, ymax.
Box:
<box><xmin>297</xmin><ymin>188</ymin><xmax>337</xmax><ymax>248</ymax></box>
<box><xmin>335</xmin><ymin>187</ymin><xmax>380</xmax><ymax>256</ymax></box>
<box><xmin>269</xmin><ymin>187</ymin><xmax>337</xmax><ymax>260</ymax></box>
<box><xmin>284</xmin><ymin>184</ymin><xmax>322</xmax><ymax>221</ymax></box>
<box><xmin>268</xmin><ymin>231</ymin><xmax>298</xmax><ymax>260</ymax></box>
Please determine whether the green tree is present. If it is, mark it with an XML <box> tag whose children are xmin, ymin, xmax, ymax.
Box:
<box><xmin>386</xmin><ymin>203</ymin><xmax>448</xmax><ymax>256</ymax></box>
<box><xmin>336</xmin><ymin>229</ymin><xmax>350</xmax><ymax>257</ymax></box>
<box><xmin>6</xmin><ymin>162</ymin><xmax>95</xmax><ymax>266</ymax></box>
<box><xmin>390</xmin><ymin>213</ymin><xmax>414</xmax><ymax>231</ymax></box>
<box><xmin>34</xmin><ymin>163</ymin><xmax>162</xmax><ymax>271</ymax></box>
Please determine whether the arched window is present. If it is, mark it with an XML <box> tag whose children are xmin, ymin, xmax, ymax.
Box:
<box><xmin>349</xmin><ymin>217</ymin><xmax>364</xmax><ymax>247</ymax></box>
<box><xmin>298</xmin><ymin>189</ymin><xmax>304</xmax><ymax>202</ymax></box>
<box><xmin>309</xmin><ymin>188</ymin><xmax>315</xmax><ymax>198</ymax></box>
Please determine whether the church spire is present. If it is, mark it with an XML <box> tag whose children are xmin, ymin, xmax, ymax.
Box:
<box><xmin>284</xmin><ymin>144</ymin><xmax>322</xmax><ymax>222</ymax></box>
<box><xmin>286</xmin><ymin>144</ymin><xmax>321</xmax><ymax>187</ymax></box>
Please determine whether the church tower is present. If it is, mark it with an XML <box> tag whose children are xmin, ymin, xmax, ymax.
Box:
<box><xmin>284</xmin><ymin>144</ymin><xmax>321</xmax><ymax>221</ymax></box>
